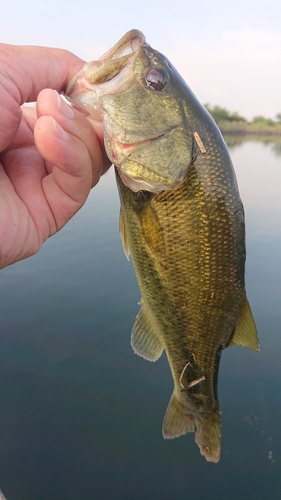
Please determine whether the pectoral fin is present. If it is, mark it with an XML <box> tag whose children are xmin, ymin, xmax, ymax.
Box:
<box><xmin>228</xmin><ymin>296</ymin><xmax>260</xmax><ymax>352</ymax></box>
<box><xmin>131</xmin><ymin>304</ymin><xmax>163</xmax><ymax>361</ymax></box>
<box><xmin>119</xmin><ymin>208</ymin><xmax>130</xmax><ymax>260</ymax></box>
<box><xmin>138</xmin><ymin>203</ymin><xmax>165</xmax><ymax>259</ymax></box>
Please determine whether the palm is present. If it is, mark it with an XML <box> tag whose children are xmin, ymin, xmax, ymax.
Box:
<box><xmin>0</xmin><ymin>106</ymin><xmax>52</xmax><ymax>265</ymax></box>
<box><xmin>0</xmin><ymin>44</ymin><xmax>108</xmax><ymax>269</ymax></box>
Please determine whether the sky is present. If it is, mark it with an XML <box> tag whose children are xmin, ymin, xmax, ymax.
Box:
<box><xmin>2</xmin><ymin>0</ymin><xmax>281</xmax><ymax>120</ymax></box>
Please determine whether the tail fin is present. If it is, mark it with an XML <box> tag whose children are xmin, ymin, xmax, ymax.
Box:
<box><xmin>162</xmin><ymin>392</ymin><xmax>221</xmax><ymax>463</ymax></box>
<box><xmin>194</xmin><ymin>406</ymin><xmax>221</xmax><ymax>463</ymax></box>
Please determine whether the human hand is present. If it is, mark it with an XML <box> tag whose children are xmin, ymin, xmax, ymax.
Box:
<box><xmin>0</xmin><ymin>44</ymin><xmax>110</xmax><ymax>269</ymax></box>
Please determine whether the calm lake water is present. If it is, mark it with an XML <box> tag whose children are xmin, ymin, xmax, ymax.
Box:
<box><xmin>0</xmin><ymin>137</ymin><xmax>280</xmax><ymax>500</ymax></box>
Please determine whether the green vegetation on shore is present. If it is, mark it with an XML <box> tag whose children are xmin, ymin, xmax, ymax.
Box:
<box><xmin>204</xmin><ymin>104</ymin><xmax>281</xmax><ymax>135</ymax></box>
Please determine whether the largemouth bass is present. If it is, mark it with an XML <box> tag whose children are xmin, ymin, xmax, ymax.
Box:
<box><xmin>65</xmin><ymin>29</ymin><xmax>259</xmax><ymax>463</ymax></box>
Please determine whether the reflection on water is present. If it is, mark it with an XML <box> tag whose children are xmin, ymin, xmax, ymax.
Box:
<box><xmin>224</xmin><ymin>133</ymin><xmax>281</xmax><ymax>155</ymax></box>
<box><xmin>0</xmin><ymin>139</ymin><xmax>280</xmax><ymax>499</ymax></box>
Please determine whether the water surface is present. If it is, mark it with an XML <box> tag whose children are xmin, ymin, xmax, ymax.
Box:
<box><xmin>0</xmin><ymin>138</ymin><xmax>280</xmax><ymax>500</ymax></box>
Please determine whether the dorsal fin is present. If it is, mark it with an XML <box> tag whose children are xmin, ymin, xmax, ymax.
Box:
<box><xmin>228</xmin><ymin>296</ymin><xmax>260</xmax><ymax>352</ymax></box>
<box><xmin>131</xmin><ymin>304</ymin><xmax>163</xmax><ymax>361</ymax></box>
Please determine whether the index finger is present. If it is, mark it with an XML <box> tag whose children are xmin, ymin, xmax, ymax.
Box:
<box><xmin>0</xmin><ymin>44</ymin><xmax>85</xmax><ymax>151</ymax></box>
<box><xmin>0</xmin><ymin>43</ymin><xmax>85</xmax><ymax>104</ymax></box>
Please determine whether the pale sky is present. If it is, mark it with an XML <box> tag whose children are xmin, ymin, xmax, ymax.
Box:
<box><xmin>2</xmin><ymin>0</ymin><xmax>281</xmax><ymax>120</ymax></box>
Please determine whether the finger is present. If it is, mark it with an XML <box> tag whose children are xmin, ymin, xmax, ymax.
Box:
<box><xmin>34</xmin><ymin>90</ymin><xmax>105</xmax><ymax>233</ymax></box>
<box><xmin>0</xmin><ymin>44</ymin><xmax>85</xmax><ymax>152</ymax></box>
<box><xmin>0</xmin><ymin>44</ymin><xmax>85</xmax><ymax>104</ymax></box>
<box><xmin>36</xmin><ymin>89</ymin><xmax>109</xmax><ymax>185</ymax></box>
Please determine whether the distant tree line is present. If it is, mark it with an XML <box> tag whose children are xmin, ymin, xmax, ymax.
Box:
<box><xmin>204</xmin><ymin>104</ymin><xmax>281</xmax><ymax>126</ymax></box>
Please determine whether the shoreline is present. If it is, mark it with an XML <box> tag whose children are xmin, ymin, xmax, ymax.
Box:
<box><xmin>220</xmin><ymin>128</ymin><xmax>281</xmax><ymax>136</ymax></box>
<box><xmin>216</xmin><ymin>121</ymin><xmax>281</xmax><ymax>137</ymax></box>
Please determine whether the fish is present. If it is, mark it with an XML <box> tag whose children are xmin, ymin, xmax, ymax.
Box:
<box><xmin>64</xmin><ymin>29</ymin><xmax>259</xmax><ymax>463</ymax></box>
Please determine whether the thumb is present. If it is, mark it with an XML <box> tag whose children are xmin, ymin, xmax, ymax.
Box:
<box><xmin>0</xmin><ymin>43</ymin><xmax>84</xmax><ymax>152</ymax></box>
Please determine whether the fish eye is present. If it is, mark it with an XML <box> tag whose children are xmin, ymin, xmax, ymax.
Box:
<box><xmin>144</xmin><ymin>68</ymin><xmax>169</xmax><ymax>91</ymax></box>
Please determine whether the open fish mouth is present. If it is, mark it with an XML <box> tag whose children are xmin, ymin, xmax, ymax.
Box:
<box><xmin>64</xmin><ymin>29</ymin><xmax>188</xmax><ymax>192</ymax></box>
<box><xmin>64</xmin><ymin>30</ymin><xmax>177</xmax><ymax>192</ymax></box>
<box><xmin>64</xmin><ymin>30</ymin><xmax>146</xmax><ymax>120</ymax></box>
<box><xmin>97</xmin><ymin>29</ymin><xmax>146</xmax><ymax>62</ymax></box>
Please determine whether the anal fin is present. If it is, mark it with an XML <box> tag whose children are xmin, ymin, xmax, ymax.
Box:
<box><xmin>131</xmin><ymin>304</ymin><xmax>163</xmax><ymax>361</ymax></box>
<box><xmin>229</xmin><ymin>296</ymin><xmax>260</xmax><ymax>352</ymax></box>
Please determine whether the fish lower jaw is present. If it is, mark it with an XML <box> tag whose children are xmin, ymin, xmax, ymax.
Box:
<box><xmin>65</xmin><ymin>88</ymin><xmax>102</xmax><ymax>121</ymax></box>
<box><xmin>117</xmin><ymin>168</ymin><xmax>177</xmax><ymax>193</ymax></box>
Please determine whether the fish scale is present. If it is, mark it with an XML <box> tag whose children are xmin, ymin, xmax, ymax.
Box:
<box><xmin>116</xmin><ymin>146</ymin><xmax>244</xmax><ymax>462</ymax></box>
<box><xmin>65</xmin><ymin>29</ymin><xmax>259</xmax><ymax>463</ymax></box>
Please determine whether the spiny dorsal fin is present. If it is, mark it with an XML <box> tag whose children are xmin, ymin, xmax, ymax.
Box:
<box><xmin>119</xmin><ymin>208</ymin><xmax>130</xmax><ymax>260</ymax></box>
<box><xmin>131</xmin><ymin>304</ymin><xmax>163</xmax><ymax>361</ymax></box>
<box><xmin>228</xmin><ymin>296</ymin><xmax>260</xmax><ymax>352</ymax></box>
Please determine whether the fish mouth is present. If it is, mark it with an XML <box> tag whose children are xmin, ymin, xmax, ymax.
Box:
<box><xmin>118</xmin><ymin>164</ymin><xmax>180</xmax><ymax>193</ymax></box>
<box><xmin>97</xmin><ymin>29</ymin><xmax>146</xmax><ymax>62</ymax></box>
<box><xmin>64</xmin><ymin>30</ymin><xmax>146</xmax><ymax>120</ymax></box>
<box><xmin>64</xmin><ymin>30</ymin><xmax>181</xmax><ymax>193</ymax></box>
